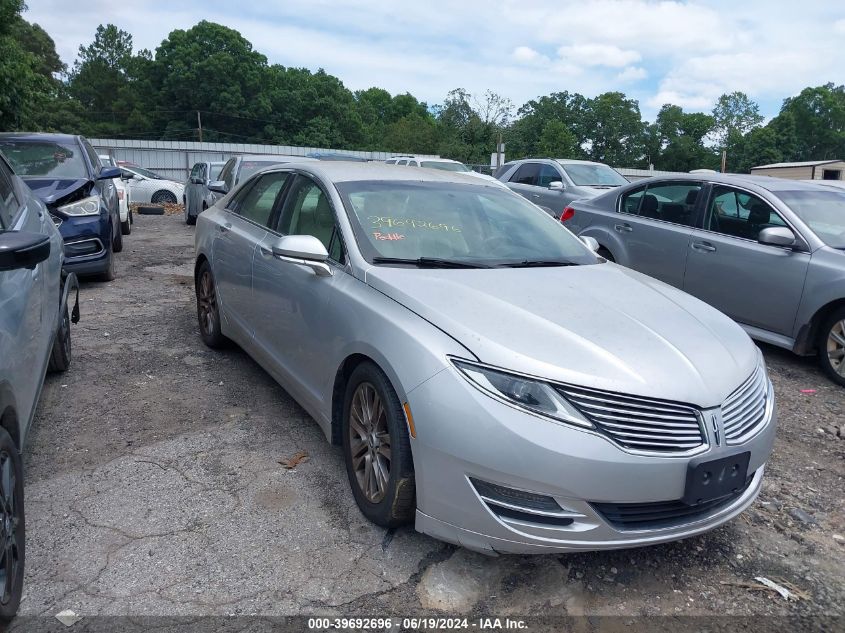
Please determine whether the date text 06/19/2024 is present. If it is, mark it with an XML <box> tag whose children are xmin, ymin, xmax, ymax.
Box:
<box><xmin>307</xmin><ymin>617</ymin><xmax>528</xmax><ymax>630</ymax></box>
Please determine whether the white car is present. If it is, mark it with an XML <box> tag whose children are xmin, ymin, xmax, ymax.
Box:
<box><xmin>118</xmin><ymin>164</ymin><xmax>185</xmax><ymax>205</ymax></box>
<box><xmin>385</xmin><ymin>155</ymin><xmax>508</xmax><ymax>188</ymax></box>
<box><xmin>99</xmin><ymin>154</ymin><xmax>132</xmax><ymax>235</ymax></box>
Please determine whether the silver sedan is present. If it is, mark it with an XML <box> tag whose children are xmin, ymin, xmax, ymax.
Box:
<box><xmin>193</xmin><ymin>163</ymin><xmax>776</xmax><ymax>554</ymax></box>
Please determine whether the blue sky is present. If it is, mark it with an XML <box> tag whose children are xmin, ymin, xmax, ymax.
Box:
<box><xmin>24</xmin><ymin>0</ymin><xmax>845</xmax><ymax>122</ymax></box>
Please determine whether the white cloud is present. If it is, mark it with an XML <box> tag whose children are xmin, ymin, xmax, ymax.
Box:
<box><xmin>557</xmin><ymin>44</ymin><xmax>640</xmax><ymax>68</ymax></box>
<box><xmin>512</xmin><ymin>46</ymin><xmax>549</xmax><ymax>65</ymax></box>
<box><xmin>617</xmin><ymin>66</ymin><xmax>647</xmax><ymax>82</ymax></box>
<box><xmin>835</xmin><ymin>18</ymin><xmax>845</xmax><ymax>34</ymax></box>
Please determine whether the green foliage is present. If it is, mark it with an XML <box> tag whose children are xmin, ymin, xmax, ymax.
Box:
<box><xmin>0</xmin><ymin>10</ymin><xmax>839</xmax><ymax>174</ymax></box>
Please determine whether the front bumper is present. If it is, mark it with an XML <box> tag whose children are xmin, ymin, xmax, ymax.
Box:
<box><xmin>407</xmin><ymin>366</ymin><xmax>776</xmax><ymax>554</ymax></box>
<box><xmin>52</xmin><ymin>211</ymin><xmax>112</xmax><ymax>276</ymax></box>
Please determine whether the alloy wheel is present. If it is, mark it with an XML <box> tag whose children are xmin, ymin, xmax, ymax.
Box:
<box><xmin>0</xmin><ymin>450</ymin><xmax>21</xmax><ymax>607</ymax></box>
<box><xmin>198</xmin><ymin>270</ymin><xmax>217</xmax><ymax>336</ymax></box>
<box><xmin>827</xmin><ymin>319</ymin><xmax>845</xmax><ymax>376</ymax></box>
<box><xmin>348</xmin><ymin>382</ymin><xmax>392</xmax><ymax>503</ymax></box>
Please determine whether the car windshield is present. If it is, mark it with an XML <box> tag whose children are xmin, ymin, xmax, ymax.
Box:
<box><xmin>0</xmin><ymin>140</ymin><xmax>88</xmax><ymax>179</ymax></box>
<box><xmin>125</xmin><ymin>166</ymin><xmax>163</xmax><ymax>179</ymax></box>
<box><xmin>421</xmin><ymin>161</ymin><xmax>471</xmax><ymax>172</ymax></box>
<box><xmin>338</xmin><ymin>181</ymin><xmax>597</xmax><ymax>267</ymax></box>
<box><xmin>209</xmin><ymin>163</ymin><xmax>224</xmax><ymax>180</ymax></box>
<box><xmin>560</xmin><ymin>163</ymin><xmax>628</xmax><ymax>187</ymax></box>
<box><xmin>777</xmin><ymin>190</ymin><xmax>845</xmax><ymax>249</ymax></box>
<box><xmin>239</xmin><ymin>160</ymin><xmax>285</xmax><ymax>182</ymax></box>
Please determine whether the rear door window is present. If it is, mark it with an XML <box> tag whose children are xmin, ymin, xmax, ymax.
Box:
<box><xmin>232</xmin><ymin>172</ymin><xmax>289</xmax><ymax>227</ymax></box>
<box><xmin>510</xmin><ymin>163</ymin><xmax>540</xmax><ymax>185</ymax></box>
<box><xmin>621</xmin><ymin>182</ymin><xmax>701</xmax><ymax>227</ymax></box>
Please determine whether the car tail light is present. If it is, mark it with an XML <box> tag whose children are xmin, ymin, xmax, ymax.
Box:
<box><xmin>560</xmin><ymin>207</ymin><xmax>575</xmax><ymax>222</ymax></box>
<box><xmin>117</xmin><ymin>190</ymin><xmax>124</xmax><ymax>200</ymax></box>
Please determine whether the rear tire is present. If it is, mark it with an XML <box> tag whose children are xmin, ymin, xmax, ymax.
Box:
<box><xmin>121</xmin><ymin>212</ymin><xmax>131</xmax><ymax>235</ymax></box>
<box><xmin>342</xmin><ymin>362</ymin><xmax>415</xmax><ymax>528</ymax></box>
<box><xmin>818</xmin><ymin>306</ymin><xmax>845</xmax><ymax>387</ymax></box>
<box><xmin>47</xmin><ymin>305</ymin><xmax>72</xmax><ymax>372</ymax></box>
<box><xmin>0</xmin><ymin>427</ymin><xmax>25</xmax><ymax>622</ymax></box>
<box><xmin>195</xmin><ymin>261</ymin><xmax>226</xmax><ymax>348</ymax></box>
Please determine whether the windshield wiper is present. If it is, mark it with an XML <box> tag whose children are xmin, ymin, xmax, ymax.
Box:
<box><xmin>372</xmin><ymin>256</ymin><xmax>491</xmax><ymax>269</ymax></box>
<box><xmin>496</xmin><ymin>259</ymin><xmax>578</xmax><ymax>268</ymax></box>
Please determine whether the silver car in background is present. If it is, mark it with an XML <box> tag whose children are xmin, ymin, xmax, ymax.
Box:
<box><xmin>184</xmin><ymin>160</ymin><xmax>225</xmax><ymax>225</ymax></box>
<box><xmin>194</xmin><ymin>163</ymin><xmax>775</xmax><ymax>554</ymax></box>
<box><xmin>496</xmin><ymin>158</ymin><xmax>629</xmax><ymax>219</ymax></box>
<box><xmin>567</xmin><ymin>174</ymin><xmax>845</xmax><ymax>386</ymax></box>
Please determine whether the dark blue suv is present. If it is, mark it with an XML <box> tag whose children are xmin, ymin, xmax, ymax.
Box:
<box><xmin>0</xmin><ymin>133</ymin><xmax>122</xmax><ymax>280</ymax></box>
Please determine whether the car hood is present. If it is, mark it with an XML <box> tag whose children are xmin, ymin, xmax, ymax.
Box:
<box><xmin>22</xmin><ymin>177</ymin><xmax>91</xmax><ymax>206</ymax></box>
<box><xmin>365</xmin><ymin>263</ymin><xmax>757</xmax><ymax>407</ymax></box>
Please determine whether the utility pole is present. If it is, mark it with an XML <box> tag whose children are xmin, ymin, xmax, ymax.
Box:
<box><xmin>197</xmin><ymin>111</ymin><xmax>203</xmax><ymax>143</ymax></box>
<box><xmin>721</xmin><ymin>149</ymin><xmax>727</xmax><ymax>173</ymax></box>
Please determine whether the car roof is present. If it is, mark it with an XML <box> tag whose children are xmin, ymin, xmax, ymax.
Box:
<box><xmin>266</xmin><ymin>161</ymin><xmax>503</xmax><ymax>186</ymax></box>
<box><xmin>238</xmin><ymin>154</ymin><xmax>317</xmax><ymax>162</ymax></box>
<box><xmin>634</xmin><ymin>172</ymin><xmax>840</xmax><ymax>192</ymax></box>
<box><xmin>0</xmin><ymin>131</ymin><xmax>81</xmax><ymax>143</ymax></box>
<box><xmin>503</xmin><ymin>158</ymin><xmax>611</xmax><ymax>168</ymax></box>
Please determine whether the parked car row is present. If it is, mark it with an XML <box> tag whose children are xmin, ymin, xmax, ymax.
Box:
<box><xmin>193</xmin><ymin>160</ymin><xmax>776</xmax><ymax>555</ymax></box>
<box><xmin>0</xmin><ymin>133</ymin><xmax>126</xmax><ymax>280</ymax></box>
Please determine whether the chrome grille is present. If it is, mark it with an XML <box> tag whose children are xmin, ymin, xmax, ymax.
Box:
<box><xmin>722</xmin><ymin>365</ymin><xmax>768</xmax><ymax>444</ymax></box>
<box><xmin>556</xmin><ymin>385</ymin><xmax>705</xmax><ymax>453</ymax></box>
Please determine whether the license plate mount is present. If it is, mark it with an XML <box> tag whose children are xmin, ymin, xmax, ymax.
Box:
<box><xmin>682</xmin><ymin>452</ymin><xmax>750</xmax><ymax>506</ymax></box>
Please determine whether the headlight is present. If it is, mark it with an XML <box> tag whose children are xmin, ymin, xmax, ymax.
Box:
<box><xmin>57</xmin><ymin>195</ymin><xmax>101</xmax><ymax>216</ymax></box>
<box><xmin>452</xmin><ymin>360</ymin><xmax>592</xmax><ymax>429</ymax></box>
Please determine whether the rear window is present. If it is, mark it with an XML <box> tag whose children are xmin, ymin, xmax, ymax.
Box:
<box><xmin>560</xmin><ymin>163</ymin><xmax>628</xmax><ymax>187</ymax></box>
<box><xmin>0</xmin><ymin>140</ymin><xmax>88</xmax><ymax>179</ymax></box>
<box><xmin>238</xmin><ymin>161</ymin><xmax>286</xmax><ymax>183</ymax></box>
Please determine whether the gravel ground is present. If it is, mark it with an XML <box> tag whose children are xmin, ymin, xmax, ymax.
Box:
<box><xmin>13</xmin><ymin>213</ymin><xmax>844</xmax><ymax>625</ymax></box>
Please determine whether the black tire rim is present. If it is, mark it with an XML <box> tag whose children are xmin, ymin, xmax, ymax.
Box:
<box><xmin>348</xmin><ymin>382</ymin><xmax>392</xmax><ymax>503</ymax></box>
<box><xmin>0</xmin><ymin>450</ymin><xmax>21</xmax><ymax>607</ymax></box>
<box><xmin>198</xmin><ymin>270</ymin><xmax>217</xmax><ymax>335</ymax></box>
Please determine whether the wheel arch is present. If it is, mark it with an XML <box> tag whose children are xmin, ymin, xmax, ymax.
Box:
<box><xmin>794</xmin><ymin>298</ymin><xmax>845</xmax><ymax>355</ymax></box>
<box><xmin>194</xmin><ymin>254</ymin><xmax>210</xmax><ymax>285</ymax></box>
<box><xmin>578</xmin><ymin>225</ymin><xmax>624</xmax><ymax>263</ymax></box>
<box><xmin>0</xmin><ymin>384</ymin><xmax>21</xmax><ymax>450</ymax></box>
<box><xmin>330</xmin><ymin>351</ymin><xmax>406</xmax><ymax>447</ymax></box>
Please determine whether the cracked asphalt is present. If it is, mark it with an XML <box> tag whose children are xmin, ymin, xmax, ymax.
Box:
<box><xmin>14</xmin><ymin>212</ymin><xmax>845</xmax><ymax>622</ymax></box>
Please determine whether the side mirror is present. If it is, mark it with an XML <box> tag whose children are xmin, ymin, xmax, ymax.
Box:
<box><xmin>0</xmin><ymin>230</ymin><xmax>51</xmax><ymax>271</ymax></box>
<box><xmin>97</xmin><ymin>166</ymin><xmax>121</xmax><ymax>180</ymax></box>
<box><xmin>120</xmin><ymin>172</ymin><xmax>134</xmax><ymax>181</ymax></box>
<box><xmin>208</xmin><ymin>180</ymin><xmax>228</xmax><ymax>194</ymax></box>
<box><xmin>270</xmin><ymin>235</ymin><xmax>332</xmax><ymax>277</ymax></box>
<box><xmin>190</xmin><ymin>177</ymin><xmax>204</xmax><ymax>185</ymax></box>
<box><xmin>758</xmin><ymin>226</ymin><xmax>796</xmax><ymax>247</ymax></box>
<box><xmin>549</xmin><ymin>181</ymin><xmax>565</xmax><ymax>191</ymax></box>
<box><xmin>580</xmin><ymin>236</ymin><xmax>600</xmax><ymax>253</ymax></box>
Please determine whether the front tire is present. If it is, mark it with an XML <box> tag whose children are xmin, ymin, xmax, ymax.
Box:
<box><xmin>98</xmin><ymin>250</ymin><xmax>116</xmax><ymax>282</ymax></box>
<box><xmin>818</xmin><ymin>307</ymin><xmax>845</xmax><ymax>386</ymax></box>
<box><xmin>121</xmin><ymin>211</ymin><xmax>132</xmax><ymax>235</ymax></box>
<box><xmin>342</xmin><ymin>362</ymin><xmax>415</xmax><ymax>527</ymax></box>
<box><xmin>47</xmin><ymin>305</ymin><xmax>72</xmax><ymax>372</ymax></box>
<box><xmin>195</xmin><ymin>261</ymin><xmax>226</xmax><ymax>348</ymax></box>
<box><xmin>112</xmin><ymin>220</ymin><xmax>123</xmax><ymax>253</ymax></box>
<box><xmin>0</xmin><ymin>427</ymin><xmax>25</xmax><ymax>622</ymax></box>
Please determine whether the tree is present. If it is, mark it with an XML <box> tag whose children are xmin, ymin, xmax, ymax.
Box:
<box><xmin>506</xmin><ymin>91</ymin><xmax>588</xmax><ymax>159</ymax></box>
<box><xmin>777</xmin><ymin>83</ymin><xmax>845</xmax><ymax>160</ymax></box>
<box><xmin>0</xmin><ymin>0</ymin><xmax>54</xmax><ymax>130</ymax></box>
<box><xmin>8</xmin><ymin>17</ymin><xmax>63</xmax><ymax>77</ymax></box>
<box><xmin>649</xmin><ymin>105</ymin><xmax>717</xmax><ymax>171</ymax></box>
<box><xmin>536</xmin><ymin>120</ymin><xmax>579</xmax><ymax>158</ymax></box>
<box><xmin>711</xmin><ymin>92</ymin><xmax>763</xmax><ymax>148</ymax></box>
<box><xmin>583</xmin><ymin>92</ymin><xmax>645</xmax><ymax>166</ymax></box>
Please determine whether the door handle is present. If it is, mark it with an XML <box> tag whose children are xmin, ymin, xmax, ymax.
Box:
<box><xmin>531</xmin><ymin>194</ymin><xmax>541</xmax><ymax>198</ymax></box>
<box><xmin>614</xmin><ymin>223</ymin><xmax>633</xmax><ymax>233</ymax></box>
<box><xmin>691</xmin><ymin>241</ymin><xmax>716</xmax><ymax>253</ymax></box>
